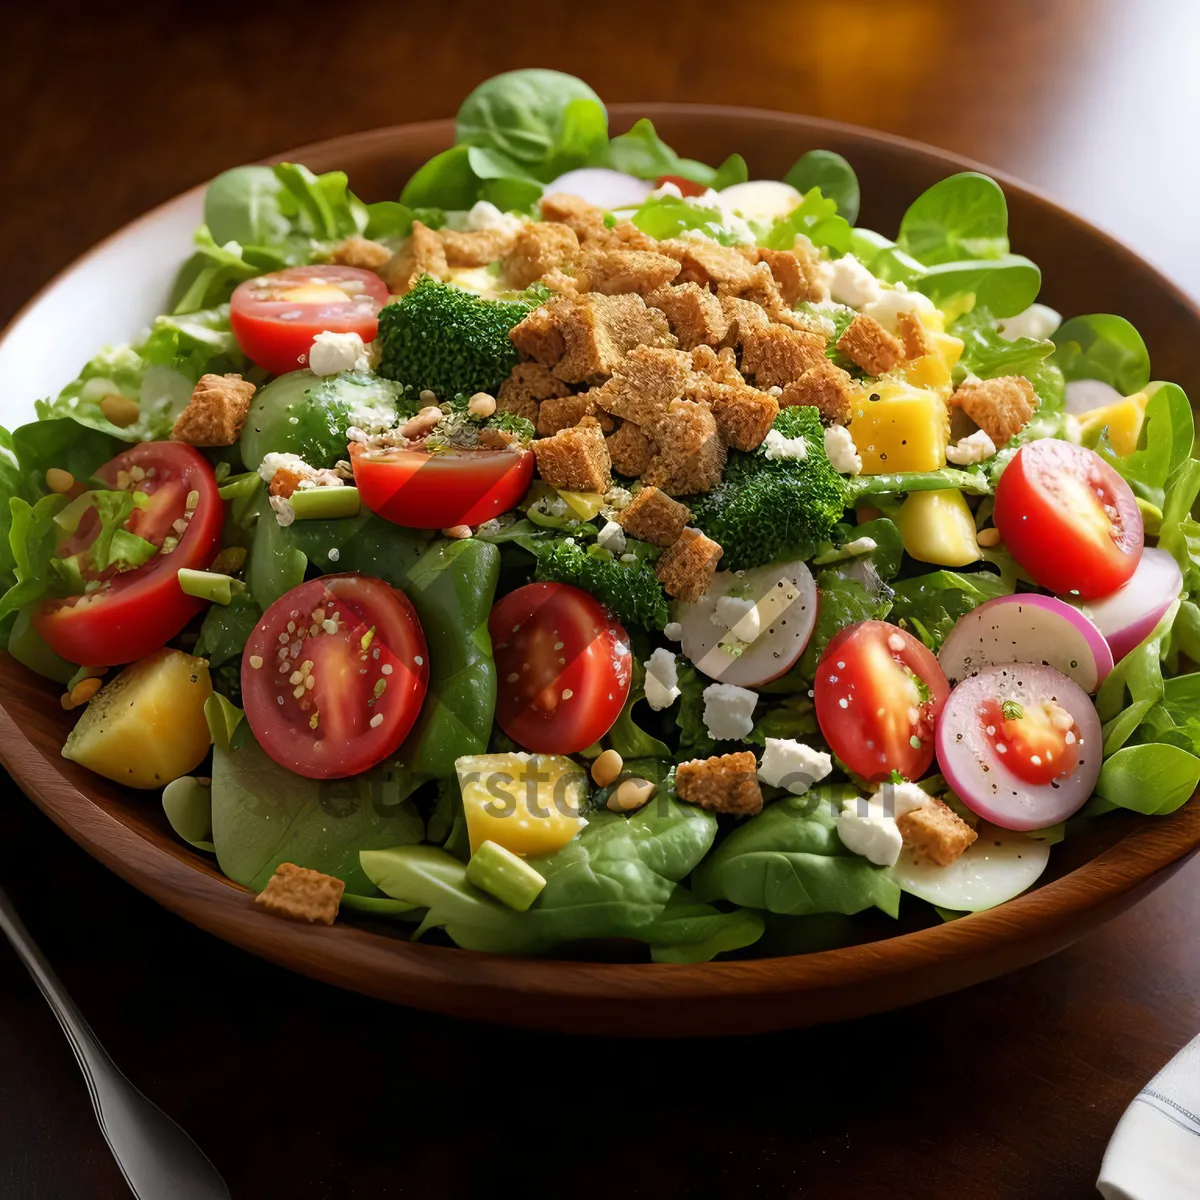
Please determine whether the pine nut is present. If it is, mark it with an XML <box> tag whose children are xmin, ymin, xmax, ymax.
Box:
<box><xmin>45</xmin><ymin>468</ymin><xmax>75</xmax><ymax>494</ymax></box>
<box><xmin>67</xmin><ymin>677</ymin><xmax>103</xmax><ymax>708</ymax></box>
<box><xmin>977</xmin><ymin>527</ymin><xmax>1002</xmax><ymax>547</ymax></box>
<box><xmin>468</xmin><ymin>392</ymin><xmax>497</xmax><ymax>418</ymax></box>
<box><xmin>401</xmin><ymin>405</ymin><xmax>444</xmax><ymax>439</ymax></box>
<box><xmin>591</xmin><ymin>749</ymin><xmax>623</xmax><ymax>787</ymax></box>
<box><xmin>607</xmin><ymin>777</ymin><xmax>655</xmax><ymax>812</ymax></box>
<box><xmin>442</xmin><ymin>524</ymin><xmax>472</xmax><ymax>539</ymax></box>
<box><xmin>99</xmin><ymin>394</ymin><xmax>141</xmax><ymax>428</ymax></box>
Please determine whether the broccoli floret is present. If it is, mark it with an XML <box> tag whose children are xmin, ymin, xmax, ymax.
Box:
<box><xmin>376</xmin><ymin>277</ymin><xmax>540</xmax><ymax>399</ymax></box>
<box><xmin>688</xmin><ymin>406</ymin><xmax>847</xmax><ymax>571</ymax></box>
<box><xmin>533</xmin><ymin>538</ymin><xmax>669</xmax><ymax>631</ymax></box>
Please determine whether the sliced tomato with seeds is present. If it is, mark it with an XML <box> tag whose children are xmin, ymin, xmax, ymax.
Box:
<box><xmin>489</xmin><ymin>582</ymin><xmax>632</xmax><ymax>754</ymax></box>
<box><xmin>814</xmin><ymin>620</ymin><xmax>950</xmax><ymax>782</ymax></box>
<box><xmin>978</xmin><ymin>697</ymin><xmax>1080</xmax><ymax>786</ymax></box>
<box><xmin>241</xmin><ymin>574</ymin><xmax>429</xmax><ymax>779</ymax></box>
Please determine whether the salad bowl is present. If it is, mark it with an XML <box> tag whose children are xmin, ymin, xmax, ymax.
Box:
<box><xmin>1</xmin><ymin>105</ymin><xmax>1199</xmax><ymax>1036</ymax></box>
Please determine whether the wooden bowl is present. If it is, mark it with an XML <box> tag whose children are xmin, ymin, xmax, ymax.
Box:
<box><xmin>3</xmin><ymin>107</ymin><xmax>1198</xmax><ymax>1037</ymax></box>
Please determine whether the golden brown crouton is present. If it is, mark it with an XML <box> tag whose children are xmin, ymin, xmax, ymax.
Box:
<box><xmin>837</xmin><ymin>314</ymin><xmax>905</xmax><ymax>376</ymax></box>
<box><xmin>675</xmin><ymin>751</ymin><xmax>763</xmax><ymax>815</ymax></box>
<box><xmin>728</xmin><ymin>261</ymin><xmax>784</xmax><ymax>310</ymax></box>
<box><xmin>536</xmin><ymin>394</ymin><xmax>614</xmax><ymax>437</ymax></box>
<box><xmin>496</xmin><ymin>362</ymin><xmax>571</xmax><ymax>423</ymax></box>
<box><xmin>328</xmin><ymin>235</ymin><xmax>392</xmax><ymax>271</ymax></box>
<box><xmin>172</xmin><ymin>373</ymin><xmax>256</xmax><ymax>446</ymax></box>
<box><xmin>897</xmin><ymin>798</ymin><xmax>978</xmax><ymax>866</ymax></box>
<box><xmin>690</xmin><ymin>344</ymin><xmax>744</xmax><ymax>385</ymax></box>
<box><xmin>578</xmin><ymin>248</ymin><xmax>681</xmax><ymax>296</ymax></box>
<box><xmin>617</xmin><ymin>486</ymin><xmax>690</xmax><ymax>546</ymax></box>
<box><xmin>739</xmin><ymin>323</ymin><xmax>827</xmax><ymax>389</ymax></box>
<box><xmin>718</xmin><ymin>295</ymin><xmax>771</xmax><ymax>349</ymax></box>
<box><xmin>503</xmin><ymin>222</ymin><xmax>581</xmax><ymax>290</ymax></box>
<box><xmin>951</xmin><ymin>375</ymin><xmax>1039</xmax><ymax>446</ymax></box>
<box><xmin>643</xmin><ymin>400</ymin><xmax>726</xmax><ymax>495</ymax></box>
<box><xmin>778</xmin><ymin>360</ymin><xmax>859</xmax><ymax>425</ymax></box>
<box><xmin>896</xmin><ymin>310</ymin><xmax>932</xmax><ymax>360</ymax></box>
<box><xmin>509</xmin><ymin>302</ymin><xmax>568</xmax><ymax>366</ymax></box>
<box><xmin>255</xmin><ymin>862</ymin><xmax>345</xmax><ymax>925</ymax></box>
<box><xmin>539</xmin><ymin>192</ymin><xmax>607</xmax><ymax>240</ymax></box>
<box><xmin>664</xmin><ymin>239</ymin><xmax>761</xmax><ymax>293</ymax></box>
<box><xmin>755</xmin><ymin>246</ymin><xmax>825</xmax><ymax>305</ymax></box>
<box><xmin>553</xmin><ymin>295</ymin><xmax>676</xmax><ymax>385</ymax></box>
<box><xmin>381</xmin><ymin>221</ymin><xmax>450</xmax><ymax>295</ymax></box>
<box><xmin>531</xmin><ymin>419</ymin><xmax>611</xmax><ymax>493</ymax></box>
<box><xmin>590</xmin><ymin>220</ymin><xmax>658</xmax><ymax>252</ymax></box>
<box><xmin>701</xmin><ymin>382</ymin><xmax>779</xmax><ymax>452</ymax></box>
<box><xmin>655</xmin><ymin>527</ymin><xmax>724</xmax><ymax>602</ymax></box>
<box><xmin>590</xmin><ymin>346</ymin><xmax>693</xmax><ymax>423</ymax></box>
<box><xmin>605</xmin><ymin>421</ymin><xmax>654</xmax><ymax>477</ymax></box>
<box><xmin>645</xmin><ymin>282</ymin><xmax>730</xmax><ymax>350</ymax></box>
<box><xmin>438</xmin><ymin>225</ymin><xmax>519</xmax><ymax>267</ymax></box>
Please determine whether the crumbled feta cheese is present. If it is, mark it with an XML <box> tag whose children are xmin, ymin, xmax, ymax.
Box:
<box><xmin>818</xmin><ymin>254</ymin><xmax>883</xmax><ymax>308</ymax></box>
<box><xmin>308</xmin><ymin>330</ymin><xmax>371</xmax><ymax>376</ymax></box>
<box><xmin>464</xmin><ymin>200</ymin><xmax>524</xmax><ymax>236</ymax></box>
<box><xmin>543</xmin><ymin>496</ymin><xmax>569</xmax><ymax>518</ymax></box>
<box><xmin>824</xmin><ymin>424</ymin><xmax>862</xmax><ymax>475</ymax></box>
<box><xmin>762</xmin><ymin>429</ymin><xmax>808</xmax><ymax>461</ymax></box>
<box><xmin>840</xmin><ymin>536</ymin><xmax>877</xmax><ymax>556</ymax></box>
<box><xmin>874</xmin><ymin>780</ymin><xmax>933</xmax><ymax>819</ymax></box>
<box><xmin>711</xmin><ymin>595</ymin><xmax>756</xmax><ymax>631</ymax></box>
<box><xmin>643</xmin><ymin>648</ymin><xmax>681</xmax><ymax>711</ymax></box>
<box><xmin>946</xmin><ymin>428</ymin><xmax>998</xmax><ymax>465</ymax></box>
<box><xmin>597</xmin><ymin>519</ymin><xmax>627</xmax><ymax>555</ymax></box>
<box><xmin>603</xmin><ymin>485</ymin><xmax>633</xmax><ymax>512</ymax></box>
<box><xmin>836</xmin><ymin>801</ymin><xmax>903</xmax><ymax>866</ymax></box>
<box><xmin>757</xmin><ymin>738</ymin><xmax>832</xmax><ymax>795</ymax></box>
<box><xmin>996</xmin><ymin>303</ymin><xmax>1061</xmax><ymax>342</ymax></box>
<box><xmin>701</xmin><ymin>682</ymin><xmax>758</xmax><ymax>741</ymax></box>
<box><xmin>619</xmin><ymin>553</ymin><xmax>638</xmax><ymax>564</ymax></box>
<box><xmin>862</xmin><ymin>284</ymin><xmax>937</xmax><ymax>334</ymax></box>
<box><xmin>346</xmin><ymin>398</ymin><xmax>398</xmax><ymax>434</ymax></box>
<box><xmin>664</xmin><ymin>621</ymin><xmax>683</xmax><ymax>642</ymax></box>
<box><xmin>268</xmin><ymin>494</ymin><xmax>295</xmax><ymax>527</ymax></box>
<box><xmin>258</xmin><ymin>451</ymin><xmax>344</xmax><ymax>490</ymax></box>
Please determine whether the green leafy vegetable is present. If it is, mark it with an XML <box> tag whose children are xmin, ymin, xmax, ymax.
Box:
<box><xmin>784</xmin><ymin>150</ymin><xmax>860</xmax><ymax>225</ymax></box>
<box><xmin>630</xmin><ymin>194</ymin><xmax>748</xmax><ymax>246</ymax></box>
<box><xmin>1051</xmin><ymin>314</ymin><xmax>1151</xmax><ymax>395</ymax></box>
<box><xmin>604</xmin><ymin>118</ymin><xmax>747</xmax><ymax>190</ymax></box>
<box><xmin>888</xmin><ymin>569</ymin><xmax>1013</xmax><ymax>650</ymax></box>
<box><xmin>606</xmin><ymin>654</ymin><xmax>673</xmax><ymax>761</ymax></box>
<box><xmin>674</xmin><ymin>663</ymin><xmax>716</xmax><ymax>759</ymax></box>
<box><xmin>913</xmin><ymin>255</ymin><xmax>1041</xmax><ymax>319</ymax></box>
<box><xmin>162</xmin><ymin>776</ymin><xmax>216</xmax><ymax>853</ymax></box>
<box><xmin>532</xmin><ymin>536</ymin><xmax>669</xmax><ymax>631</ymax></box>
<box><xmin>897</xmin><ymin>172</ymin><xmax>1010</xmax><ymax>265</ymax></box>
<box><xmin>760</xmin><ymin>187</ymin><xmax>853</xmax><ymax>255</ymax></box>
<box><xmin>1095</xmin><ymin>744</ymin><xmax>1200</xmax><ymax>816</ymax></box>
<box><xmin>747</xmin><ymin>693</ymin><xmax>819</xmax><ymax>746</ymax></box>
<box><xmin>1099</xmin><ymin>382</ymin><xmax>1194</xmax><ymax>510</ymax></box>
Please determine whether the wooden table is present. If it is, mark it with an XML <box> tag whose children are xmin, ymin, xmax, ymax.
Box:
<box><xmin>3</xmin><ymin>1</ymin><xmax>1199</xmax><ymax>1195</ymax></box>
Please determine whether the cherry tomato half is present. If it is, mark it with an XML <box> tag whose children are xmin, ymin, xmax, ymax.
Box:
<box><xmin>488</xmin><ymin>582</ymin><xmax>632</xmax><ymax>754</ymax></box>
<box><xmin>993</xmin><ymin>440</ymin><xmax>1143</xmax><ymax>599</ymax></box>
<box><xmin>979</xmin><ymin>698</ymin><xmax>1080</xmax><ymax>787</ymax></box>
<box><xmin>230</xmin><ymin>265</ymin><xmax>390</xmax><ymax>377</ymax></box>
<box><xmin>35</xmin><ymin>442</ymin><xmax>222</xmax><ymax>666</ymax></box>
<box><xmin>241</xmin><ymin>574</ymin><xmax>429</xmax><ymax>779</ymax></box>
<box><xmin>814</xmin><ymin>620</ymin><xmax>950</xmax><ymax>782</ymax></box>
<box><xmin>654</xmin><ymin>174</ymin><xmax>709</xmax><ymax>198</ymax></box>
<box><xmin>351</xmin><ymin>443</ymin><xmax>534</xmax><ymax>529</ymax></box>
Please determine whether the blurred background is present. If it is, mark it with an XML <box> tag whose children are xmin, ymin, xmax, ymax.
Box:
<box><xmin>3</xmin><ymin>2</ymin><xmax>1200</xmax><ymax>1197</ymax></box>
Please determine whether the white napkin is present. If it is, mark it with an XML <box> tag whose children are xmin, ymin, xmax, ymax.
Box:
<box><xmin>1098</xmin><ymin>1033</ymin><xmax>1200</xmax><ymax>1199</ymax></box>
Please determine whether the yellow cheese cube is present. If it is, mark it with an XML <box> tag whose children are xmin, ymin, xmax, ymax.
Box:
<box><xmin>1077</xmin><ymin>392</ymin><xmax>1148</xmax><ymax>457</ymax></box>
<box><xmin>895</xmin><ymin>489</ymin><xmax>981</xmax><ymax>567</ymax></box>
<box><xmin>456</xmin><ymin>753</ymin><xmax>588</xmax><ymax>858</ymax></box>
<box><xmin>849</xmin><ymin>381</ymin><xmax>950</xmax><ymax>474</ymax></box>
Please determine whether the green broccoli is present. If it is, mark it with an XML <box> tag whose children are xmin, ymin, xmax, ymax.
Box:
<box><xmin>532</xmin><ymin>538</ymin><xmax>669</xmax><ymax>631</ymax></box>
<box><xmin>376</xmin><ymin>277</ymin><xmax>541</xmax><ymax>398</ymax></box>
<box><xmin>688</xmin><ymin>406</ymin><xmax>847</xmax><ymax>571</ymax></box>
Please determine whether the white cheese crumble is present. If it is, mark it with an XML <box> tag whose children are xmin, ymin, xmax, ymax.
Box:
<box><xmin>757</xmin><ymin>739</ymin><xmax>832</xmax><ymax>795</ymax></box>
<box><xmin>268</xmin><ymin>495</ymin><xmax>295</xmax><ymax>527</ymax></box>
<box><xmin>643</xmin><ymin>648</ymin><xmax>681</xmax><ymax>711</ymax></box>
<box><xmin>824</xmin><ymin>424</ymin><xmax>862</xmax><ymax>475</ymax></box>
<box><xmin>997</xmin><ymin>303</ymin><xmax>1061</xmax><ymax>342</ymax></box>
<box><xmin>946</xmin><ymin>428</ymin><xmax>998</xmax><ymax>465</ymax></box>
<box><xmin>597</xmin><ymin>520</ymin><xmax>627</xmax><ymax>555</ymax></box>
<box><xmin>840</xmin><ymin>536</ymin><xmax>877</xmax><ymax>557</ymax></box>
<box><xmin>663</xmin><ymin>621</ymin><xmax>683</xmax><ymax>642</ymax></box>
<box><xmin>818</xmin><ymin>254</ymin><xmax>883</xmax><ymax>309</ymax></box>
<box><xmin>308</xmin><ymin>330</ymin><xmax>371</xmax><ymax>376</ymax></box>
<box><xmin>862</xmin><ymin>284</ymin><xmax>937</xmax><ymax>334</ymax></box>
<box><xmin>762</xmin><ymin>429</ymin><xmax>809</xmax><ymax>461</ymax></box>
<box><xmin>836</xmin><ymin>782</ymin><xmax>931</xmax><ymax>867</ymax></box>
<box><xmin>464</xmin><ymin>200</ymin><xmax>524</xmax><ymax>236</ymax></box>
<box><xmin>701</xmin><ymin>682</ymin><xmax>758</xmax><ymax>741</ymax></box>
<box><xmin>711</xmin><ymin>595</ymin><xmax>756</xmax><ymax>632</ymax></box>
<box><xmin>257</xmin><ymin>452</ymin><xmax>344</xmax><ymax>491</ymax></box>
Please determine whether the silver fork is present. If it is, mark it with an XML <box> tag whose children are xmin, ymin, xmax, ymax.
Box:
<box><xmin>0</xmin><ymin>885</ymin><xmax>230</xmax><ymax>1199</ymax></box>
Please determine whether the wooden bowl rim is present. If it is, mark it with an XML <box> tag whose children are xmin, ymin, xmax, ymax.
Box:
<box><xmin>3</xmin><ymin>104</ymin><xmax>1199</xmax><ymax>1014</ymax></box>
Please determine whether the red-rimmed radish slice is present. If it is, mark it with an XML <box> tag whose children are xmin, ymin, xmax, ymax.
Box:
<box><xmin>675</xmin><ymin>560</ymin><xmax>818</xmax><ymax>687</ymax></box>
<box><xmin>937</xmin><ymin>593</ymin><xmax>1112</xmax><ymax>693</ymax></box>
<box><xmin>891</xmin><ymin>823</ymin><xmax>1050</xmax><ymax>912</ymax></box>
<box><xmin>542</xmin><ymin>169</ymin><xmax>653</xmax><ymax>209</ymax></box>
<box><xmin>1072</xmin><ymin>547</ymin><xmax>1183</xmax><ymax>664</ymax></box>
<box><xmin>936</xmin><ymin>663</ymin><xmax>1102</xmax><ymax>831</ymax></box>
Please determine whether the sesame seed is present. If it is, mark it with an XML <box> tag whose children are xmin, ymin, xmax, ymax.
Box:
<box><xmin>287</xmin><ymin>621</ymin><xmax>296</xmax><ymax>633</ymax></box>
<box><xmin>370</xmin><ymin>713</ymin><xmax>383</xmax><ymax>728</ymax></box>
<box><xmin>414</xmin><ymin>656</ymin><xmax>423</xmax><ymax>666</ymax></box>
<box><xmin>328</xmin><ymin>547</ymin><xmax>340</xmax><ymax>562</ymax></box>
<box><xmin>249</xmin><ymin>655</ymin><xmax>263</xmax><ymax>669</ymax></box>
<box><xmin>313</xmin><ymin>608</ymin><xmax>325</xmax><ymax>622</ymax></box>
<box><xmin>507</xmin><ymin>672</ymin><xmax>519</xmax><ymax>683</ymax></box>
<box><xmin>381</xmin><ymin>664</ymin><xmax>393</xmax><ymax>675</ymax></box>
<box><xmin>322</xmin><ymin>619</ymin><xmax>338</xmax><ymax>634</ymax></box>
<box><xmin>293</xmin><ymin>685</ymin><xmax>306</xmax><ymax>699</ymax></box>
<box><xmin>562</xmin><ymin>688</ymin><xmax>574</xmax><ymax>700</ymax></box>
<box><xmin>305</xmin><ymin>676</ymin><xmax>315</xmax><ymax>690</ymax></box>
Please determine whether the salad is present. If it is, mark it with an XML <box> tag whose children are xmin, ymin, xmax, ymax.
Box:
<box><xmin>3</xmin><ymin>68</ymin><xmax>1199</xmax><ymax>962</ymax></box>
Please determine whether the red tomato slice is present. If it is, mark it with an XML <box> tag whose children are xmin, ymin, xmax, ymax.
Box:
<box><xmin>241</xmin><ymin>574</ymin><xmax>429</xmax><ymax>779</ymax></box>
<box><xmin>979</xmin><ymin>697</ymin><xmax>1080</xmax><ymax>786</ymax></box>
<box><xmin>230</xmin><ymin>265</ymin><xmax>390</xmax><ymax>377</ymax></box>
<box><xmin>35</xmin><ymin>442</ymin><xmax>222</xmax><ymax>666</ymax></box>
<box><xmin>993</xmin><ymin>440</ymin><xmax>1143</xmax><ymax>599</ymax></box>
<box><xmin>654</xmin><ymin>174</ymin><xmax>709</xmax><ymax>198</ymax></box>
<box><xmin>489</xmin><ymin>582</ymin><xmax>632</xmax><ymax>754</ymax></box>
<box><xmin>351</xmin><ymin>443</ymin><xmax>534</xmax><ymax>529</ymax></box>
<box><xmin>814</xmin><ymin>620</ymin><xmax>950</xmax><ymax>782</ymax></box>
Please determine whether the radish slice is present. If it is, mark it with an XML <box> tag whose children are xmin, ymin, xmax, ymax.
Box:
<box><xmin>541</xmin><ymin>169</ymin><xmax>653</xmax><ymax>210</ymax></box>
<box><xmin>1065</xmin><ymin>379</ymin><xmax>1124</xmax><ymax>415</ymax></box>
<box><xmin>676</xmin><ymin>560</ymin><xmax>818</xmax><ymax>687</ymax></box>
<box><xmin>936</xmin><ymin>663</ymin><xmax>1102</xmax><ymax>830</ymax></box>
<box><xmin>891</xmin><ymin>823</ymin><xmax>1050</xmax><ymax>912</ymax></box>
<box><xmin>938</xmin><ymin>593</ymin><xmax>1112</xmax><ymax>693</ymax></box>
<box><xmin>1072</xmin><ymin>547</ymin><xmax>1183</xmax><ymax>664</ymax></box>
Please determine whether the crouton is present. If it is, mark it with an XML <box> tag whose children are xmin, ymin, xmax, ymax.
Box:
<box><xmin>172</xmin><ymin>373</ymin><xmax>256</xmax><ymax>446</ymax></box>
<box><xmin>897</xmin><ymin>798</ymin><xmax>978</xmax><ymax>866</ymax></box>
<box><xmin>496</xmin><ymin>362</ymin><xmax>571</xmax><ymax>423</ymax></box>
<box><xmin>531</xmin><ymin>419</ymin><xmax>611</xmax><ymax>492</ymax></box>
<box><xmin>701</xmin><ymin>382</ymin><xmax>779</xmax><ymax>451</ymax></box>
<box><xmin>675</xmin><ymin>751</ymin><xmax>763</xmax><ymax>815</ymax></box>
<box><xmin>539</xmin><ymin>192</ymin><xmax>607</xmax><ymax>240</ymax></box>
<box><xmin>509</xmin><ymin>302</ymin><xmax>568</xmax><ymax>367</ymax></box>
<box><xmin>536</xmin><ymin>393</ymin><xmax>614</xmax><ymax>437</ymax></box>
<box><xmin>655</xmin><ymin>526</ymin><xmax>724</xmax><ymax>603</ymax></box>
<box><xmin>951</xmin><ymin>375</ymin><xmax>1039</xmax><ymax>446</ymax></box>
<box><xmin>502</xmin><ymin>222</ymin><xmax>580</xmax><ymax>289</ymax></box>
<box><xmin>381</xmin><ymin>221</ymin><xmax>450</xmax><ymax>295</ymax></box>
<box><xmin>896</xmin><ymin>310</ymin><xmax>932</xmax><ymax>360</ymax></box>
<box><xmin>739</xmin><ymin>323</ymin><xmax>827</xmax><ymax>388</ymax></box>
<box><xmin>328</xmin><ymin>235</ymin><xmax>392</xmax><ymax>271</ymax></box>
<box><xmin>255</xmin><ymin>862</ymin><xmax>345</xmax><ymax>925</ymax></box>
<box><xmin>837</xmin><ymin>314</ymin><xmax>904</xmax><ymax>376</ymax></box>
<box><xmin>718</xmin><ymin>296</ymin><xmax>771</xmax><ymax>348</ymax></box>
<box><xmin>552</xmin><ymin>294</ymin><xmax>676</xmax><ymax>385</ymax></box>
<box><xmin>690</xmin><ymin>344</ymin><xmax>744</xmax><ymax>385</ymax></box>
<box><xmin>617</xmin><ymin>485</ymin><xmax>690</xmax><ymax>546</ymax></box>
<box><xmin>646</xmin><ymin>282</ymin><xmax>730</xmax><ymax>350</ymax></box>
<box><xmin>756</xmin><ymin>246</ymin><xmax>824</xmax><ymax>305</ymax></box>
<box><xmin>778</xmin><ymin>360</ymin><xmax>859</xmax><ymax>425</ymax></box>
<box><xmin>643</xmin><ymin>400</ymin><xmax>726</xmax><ymax>495</ymax></box>
<box><xmin>578</xmin><ymin>248</ymin><xmax>681</xmax><ymax>295</ymax></box>
<box><xmin>591</xmin><ymin>220</ymin><xmax>658</xmax><ymax>252</ymax></box>
<box><xmin>728</xmin><ymin>261</ymin><xmax>784</xmax><ymax>310</ymax></box>
<box><xmin>664</xmin><ymin>239</ymin><xmax>761</xmax><ymax>293</ymax></box>
<box><xmin>590</xmin><ymin>346</ymin><xmax>693</xmax><ymax>423</ymax></box>
<box><xmin>606</xmin><ymin>421</ymin><xmax>654</xmax><ymax>477</ymax></box>
<box><xmin>439</xmin><ymin>225</ymin><xmax>519</xmax><ymax>267</ymax></box>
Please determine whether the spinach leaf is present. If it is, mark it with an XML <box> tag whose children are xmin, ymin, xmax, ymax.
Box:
<box><xmin>897</xmin><ymin>172</ymin><xmax>1009</xmax><ymax>265</ymax></box>
<box><xmin>1051</xmin><ymin>314</ymin><xmax>1151</xmax><ymax>394</ymax></box>
<box><xmin>8</xmin><ymin>419</ymin><xmax>122</xmax><ymax>500</ymax></box>
<box><xmin>607</xmin><ymin>654</ymin><xmax>672</xmax><ymax>760</ymax></box>
<box><xmin>747</xmin><ymin>693</ymin><xmax>819</xmax><ymax>746</ymax></box>
<box><xmin>603</xmin><ymin>118</ymin><xmax>747</xmax><ymax>190</ymax></box>
<box><xmin>5</xmin><ymin>606</ymin><xmax>76</xmax><ymax>682</ymax></box>
<box><xmin>760</xmin><ymin>187</ymin><xmax>853</xmax><ymax>255</ymax></box>
<box><xmin>797</xmin><ymin>567</ymin><xmax>893</xmax><ymax>680</ymax></box>
<box><xmin>913</xmin><ymin>255</ymin><xmax>1041</xmax><ymax>318</ymax></box>
<box><xmin>630</xmin><ymin>194</ymin><xmax>748</xmax><ymax>247</ymax></box>
<box><xmin>888</xmin><ymin>569</ymin><xmax>1013</xmax><ymax>651</ymax></box>
<box><xmin>951</xmin><ymin>307</ymin><xmax>1056</xmax><ymax>384</ymax></box>
<box><xmin>1096</xmin><ymin>598</ymin><xmax>1180</xmax><ymax>750</ymax></box>
<box><xmin>646</xmin><ymin>889</ymin><xmax>765</xmax><ymax>964</ymax></box>
<box><xmin>203</xmin><ymin>165</ymin><xmax>291</xmax><ymax>247</ymax></box>
<box><xmin>1159</xmin><ymin>454</ymin><xmax>1200</xmax><ymax>592</ymax></box>
<box><xmin>363</xmin><ymin>201</ymin><xmax>445</xmax><ymax>243</ymax></box>
<box><xmin>161</xmin><ymin>776</ymin><xmax>216</xmax><ymax>854</ymax></box>
<box><xmin>1100</xmin><ymin>383</ymin><xmax>1194</xmax><ymax>510</ymax></box>
<box><xmin>691</xmin><ymin>785</ymin><xmax>901</xmax><ymax>918</ymax></box>
<box><xmin>401</xmin><ymin>146</ymin><xmax>481</xmax><ymax>210</ymax></box>
<box><xmin>1096</xmin><ymin>744</ymin><xmax>1200</xmax><ymax>816</ymax></box>
<box><xmin>822</xmin><ymin>517</ymin><xmax>904</xmax><ymax>580</ymax></box>
<box><xmin>195</xmin><ymin>591</ymin><xmax>261</xmax><ymax>668</ymax></box>
<box><xmin>784</xmin><ymin>150</ymin><xmax>860</xmax><ymax>225</ymax></box>
<box><xmin>0</xmin><ymin>494</ymin><xmax>69</xmax><ymax>624</ymax></box>
<box><xmin>674</xmin><ymin>662</ymin><xmax>716</xmax><ymax>759</ymax></box>
<box><xmin>846</xmin><ymin>228</ymin><xmax>927</xmax><ymax>285</ymax></box>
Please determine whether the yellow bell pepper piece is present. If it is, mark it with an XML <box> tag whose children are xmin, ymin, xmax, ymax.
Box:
<box><xmin>557</xmin><ymin>490</ymin><xmax>607</xmax><ymax>521</ymax></box>
<box><xmin>849</xmin><ymin>380</ymin><xmax>950</xmax><ymax>474</ymax></box>
<box><xmin>1076</xmin><ymin>392</ymin><xmax>1149</xmax><ymax>457</ymax></box>
<box><xmin>895</xmin><ymin>489</ymin><xmax>981</xmax><ymax>567</ymax></box>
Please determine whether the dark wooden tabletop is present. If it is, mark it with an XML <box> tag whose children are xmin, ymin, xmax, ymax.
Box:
<box><xmin>4</xmin><ymin>1</ymin><xmax>1200</xmax><ymax>1196</ymax></box>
